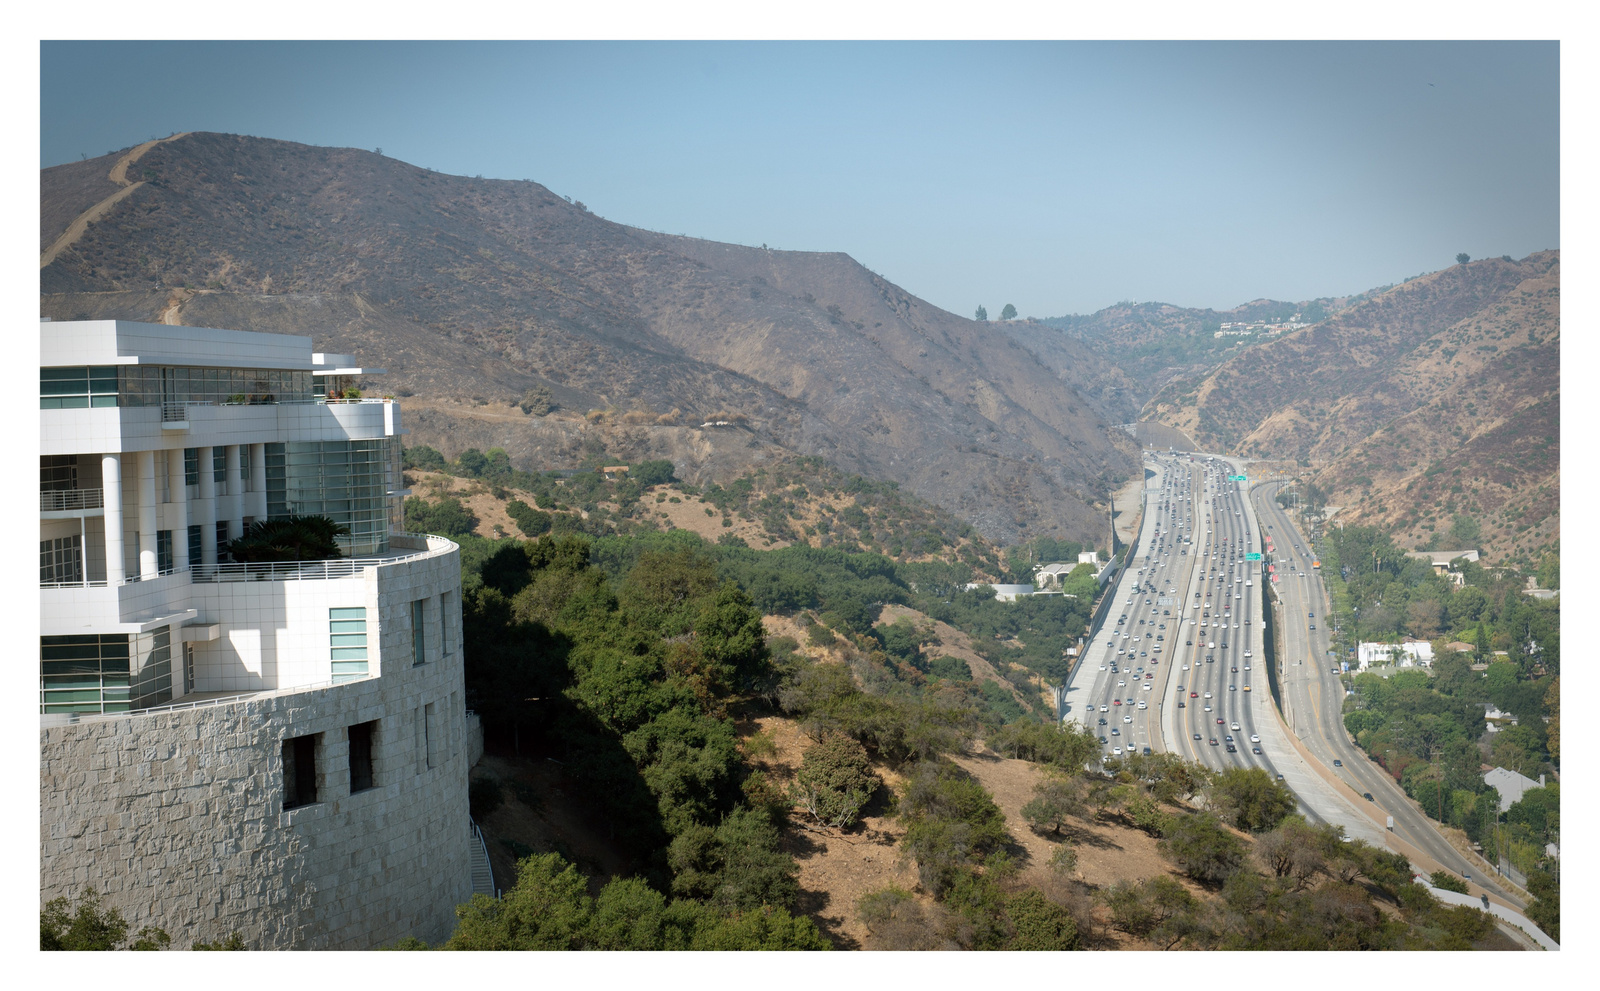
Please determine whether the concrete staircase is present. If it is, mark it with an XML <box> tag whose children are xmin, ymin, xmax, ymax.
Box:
<box><xmin>469</xmin><ymin>818</ymin><xmax>496</xmax><ymax>899</ymax></box>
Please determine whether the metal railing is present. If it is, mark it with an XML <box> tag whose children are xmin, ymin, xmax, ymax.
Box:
<box><xmin>40</xmin><ymin>487</ymin><xmax>104</xmax><ymax>511</ymax></box>
<box><xmin>189</xmin><ymin>534</ymin><xmax>454</xmax><ymax>583</ymax></box>
<box><xmin>469</xmin><ymin>817</ymin><xmax>499</xmax><ymax>899</ymax></box>
<box><xmin>40</xmin><ymin>535</ymin><xmax>452</xmax><ymax>589</ymax></box>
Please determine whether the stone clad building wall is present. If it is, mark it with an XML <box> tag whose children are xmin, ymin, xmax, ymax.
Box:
<box><xmin>39</xmin><ymin>543</ymin><xmax>471</xmax><ymax>949</ymax></box>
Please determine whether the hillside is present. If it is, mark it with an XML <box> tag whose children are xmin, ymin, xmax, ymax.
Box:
<box><xmin>1144</xmin><ymin>253</ymin><xmax>1560</xmax><ymax>564</ymax></box>
<box><xmin>38</xmin><ymin>131</ymin><xmax>1138</xmax><ymax>544</ymax></box>
<box><xmin>1013</xmin><ymin>295</ymin><xmax>1362</xmax><ymax>426</ymax></box>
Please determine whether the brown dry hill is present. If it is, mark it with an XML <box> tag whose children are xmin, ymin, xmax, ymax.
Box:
<box><xmin>1145</xmin><ymin>252</ymin><xmax>1559</xmax><ymax>563</ymax></box>
<box><xmin>39</xmin><ymin>132</ymin><xmax>1138</xmax><ymax>545</ymax></box>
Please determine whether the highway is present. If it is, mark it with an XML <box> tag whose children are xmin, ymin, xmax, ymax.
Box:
<box><xmin>1060</xmin><ymin>452</ymin><xmax>1531</xmax><ymax>918</ymax></box>
<box><xmin>1067</xmin><ymin>453</ymin><xmax>1312</xmax><ymax>813</ymax></box>
<box><xmin>1251</xmin><ymin>479</ymin><xmax>1524</xmax><ymax>908</ymax></box>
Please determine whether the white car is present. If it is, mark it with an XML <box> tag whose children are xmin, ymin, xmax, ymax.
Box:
<box><xmin>1100</xmin><ymin>704</ymin><xmax>1109</xmax><ymax>712</ymax></box>
<box><xmin>1230</xmin><ymin>722</ymin><xmax>1241</xmax><ymax>731</ymax></box>
<box><xmin>1142</xmin><ymin>683</ymin><xmax>1152</xmax><ymax>691</ymax></box>
<box><xmin>1118</xmin><ymin>680</ymin><xmax>1126</xmax><ymax>687</ymax></box>
<box><xmin>1250</xmin><ymin>734</ymin><xmax>1260</xmax><ymax>743</ymax></box>
<box><xmin>1124</xmin><ymin>715</ymin><xmax>1133</xmax><ymax>723</ymax></box>
<box><xmin>1112</xmin><ymin>747</ymin><xmax>1123</xmax><ymax>756</ymax></box>
<box><xmin>1182</xmin><ymin>664</ymin><xmax>1190</xmax><ymax>670</ymax></box>
<box><xmin>1204</xmin><ymin>691</ymin><xmax>1213</xmax><ymax>699</ymax></box>
<box><xmin>1137</xmin><ymin>701</ymin><xmax>1148</xmax><ymax>710</ymax></box>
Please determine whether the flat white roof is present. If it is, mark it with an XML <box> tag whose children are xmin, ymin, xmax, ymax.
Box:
<box><xmin>41</xmin><ymin>319</ymin><xmax>314</xmax><ymax>370</ymax></box>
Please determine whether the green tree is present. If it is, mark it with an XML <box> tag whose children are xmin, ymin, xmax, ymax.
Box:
<box><xmin>1456</xmin><ymin>253</ymin><xmax>1471</xmax><ymax>265</ymax></box>
<box><xmin>404</xmin><ymin>496</ymin><xmax>479</xmax><ymax>538</ymax></box>
<box><xmin>402</xmin><ymin>444</ymin><xmax>448</xmax><ymax>471</ymax></box>
<box><xmin>1021</xmin><ymin>774</ymin><xmax>1083</xmax><ymax>836</ymax></box>
<box><xmin>1207</xmin><ymin>767</ymin><xmax>1297</xmax><ymax>832</ymax></box>
<box><xmin>1429</xmin><ymin>870</ymin><xmax>1469</xmax><ymax>893</ymax></box>
<box><xmin>631</xmin><ymin>459</ymin><xmax>677</xmax><ymax>487</ymax></box>
<box><xmin>974</xmin><ymin>305</ymin><xmax>988</xmax><ymax>321</ymax></box>
<box><xmin>443</xmin><ymin>853</ymin><xmax>591</xmax><ymax>949</ymax></box>
<box><xmin>455</xmin><ymin>448</ymin><xmax>489</xmax><ymax>476</ymax></box>
<box><xmin>1004</xmin><ymin>890</ymin><xmax>1080</xmax><ymax>950</ymax></box>
<box><xmin>667</xmin><ymin>807</ymin><xmax>800</xmax><ymax>913</ymax></box>
<box><xmin>40</xmin><ymin>889</ymin><xmax>172</xmax><ymax>951</ymax></box>
<box><xmin>793</xmin><ymin>733</ymin><xmax>878</xmax><ymax>829</ymax></box>
<box><xmin>999</xmin><ymin>303</ymin><xmax>1018</xmax><ymax>321</ymax></box>
<box><xmin>505</xmin><ymin>499</ymin><xmax>553</xmax><ymax>537</ymax></box>
<box><xmin>519</xmin><ymin>386</ymin><xmax>554</xmax><ymax>415</ymax></box>
<box><xmin>1159</xmin><ymin>813</ymin><xmax>1247</xmax><ymax>885</ymax></box>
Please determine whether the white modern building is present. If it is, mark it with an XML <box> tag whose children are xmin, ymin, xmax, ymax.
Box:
<box><xmin>1355</xmin><ymin>640</ymin><xmax>1435</xmax><ymax>670</ymax></box>
<box><xmin>39</xmin><ymin>320</ymin><xmax>474</xmax><ymax>949</ymax></box>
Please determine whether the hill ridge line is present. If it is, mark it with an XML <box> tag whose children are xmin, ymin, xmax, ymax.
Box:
<box><xmin>40</xmin><ymin>133</ymin><xmax>189</xmax><ymax>270</ymax></box>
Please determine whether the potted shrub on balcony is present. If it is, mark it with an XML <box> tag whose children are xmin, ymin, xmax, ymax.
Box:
<box><xmin>225</xmin><ymin>515</ymin><xmax>350</xmax><ymax>564</ymax></box>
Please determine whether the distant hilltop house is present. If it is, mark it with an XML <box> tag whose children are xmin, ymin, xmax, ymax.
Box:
<box><xmin>1483</xmin><ymin>767</ymin><xmax>1546</xmax><ymax>813</ymax></box>
<box><xmin>1214</xmin><ymin>319</ymin><xmax>1310</xmax><ymax>338</ymax></box>
<box><xmin>1356</xmin><ymin>640</ymin><xmax>1434</xmax><ymax>670</ymax></box>
<box><xmin>1522</xmin><ymin>576</ymin><xmax>1559</xmax><ymax>600</ymax></box>
<box><xmin>1033</xmin><ymin>562</ymin><xmax>1075</xmax><ymax>589</ymax></box>
<box><xmin>699</xmin><ymin>420</ymin><xmax>735</xmax><ymax>428</ymax></box>
<box><xmin>1405</xmin><ymin>549</ymin><xmax>1480</xmax><ymax>586</ymax></box>
<box><xmin>965</xmin><ymin>583</ymin><xmax>1034</xmax><ymax>602</ymax></box>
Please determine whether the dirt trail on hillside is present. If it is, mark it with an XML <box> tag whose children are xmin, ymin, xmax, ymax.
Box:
<box><xmin>40</xmin><ymin>133</ymin><xmax>189</xmax><ymax>270</ymax></box>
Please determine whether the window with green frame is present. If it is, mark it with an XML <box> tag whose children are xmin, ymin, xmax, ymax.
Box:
<box><xmin>40</xmin><ymin>366</ymin><xmax>118</xmax><ymax>409</ymax></box>
<box><xmin>329</xmin><ymin>607</ymin><xmax>369</xmax><ymax>683</ymax></box>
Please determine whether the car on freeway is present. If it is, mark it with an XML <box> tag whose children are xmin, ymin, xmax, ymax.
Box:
<box><xmin>1310</xmin><ymin>624</ymin><xmax>1316</xmax><ymax>630</ymax></box>
<box><xmin>1363</xmin><ymin>793</ymin><xmax>1374</xmax><ymax>802</ymax></box>
<box><xmin>1226</xmin><ymin>745</ymin><xmax>1238</xmax><ymax>753</ymax></box>
<box><xmin>1137</xmin><ymin>701</ymin><xmax>1148</xmax><ymax>710</ymax></box>
<box><xmin>1230</xmin><ymin>722</ymin><xmax>1240</xmax><ymax>731</ymax></box>
<box><xmin>1117</xmin><ymin>680</ymin><xmax>1126</xmax><ymax>687</ymax></box>
<box><xmin>1097</xmin><ymin>718</ymin><xmax>1107</xmax><ymax>725</ymax></box>
<box><xmin>1111</xmin><ymin>728</ymin><xmax>1120</xmax><ymax>736</ymax></box>
<box><xmin>1190</xmin><ymin>691</ymin><xmax>1199</xmax><ymax>698</ymax></box>
<box><xmin>1100</xmin><ymin>704</ymin><xmax>1109</xmax><ymax>712</ymax></box>
<box><xmin>1333</xmin><ymin>759</ymin><xmax>1343</xmax><ymax>767</ymax></box>
<box><xmin>1098</xmin><ymin>736</ymin><xmax>1107</xmax><ymax>744</ymax></box>
<box><xmin>1216</xmin><ymin>718</ymin><xmax>1225</xmax><ymax>725</ymax></box>
<box><xmin>1177</xmin><ymin>700</ymin><xmax>1185</xmax><ymax>708</ymax></box>
<box><xmin>1209</xmin><ymin>738</ymin><xmax>1219</xmax><ymax>746</ymax></box>
<box><xmin>1113</xmin><ymin>747</ymin><xmax>1123</xmax><ymax>756</ymax></box>
<box><xmin>1203</xmin><ymin>691</ymin><xmax>1213</xmax><ymax>699</ymax></box>
<box><xmin>1252</xmin><ymin>747</ymin><xmax>1262</xmax><ymax>754</ymax></box>
<box><xmin>1230</xmin><ymin>685</ymin><xmax>1237</xmax><ymax>692</ymax></box>
<box><xmin>1250</xmin><ymin>734</ymin><xmax>1260</xmax><ymax>743</ymax></box>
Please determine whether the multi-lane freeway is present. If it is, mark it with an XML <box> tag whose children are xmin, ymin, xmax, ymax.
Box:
<box><xmin>1252</xmin><ymin>479</ymin><xmax>1523</xmax><ymax>908</ymax></box>
<box><xmin>1061</xmin><ymin>451</ymin><xmax>1527</xmax><ymax>912</ymax></box>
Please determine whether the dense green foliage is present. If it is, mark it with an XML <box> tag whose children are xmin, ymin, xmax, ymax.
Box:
<box><xmin>793</xmin><ymin>733</ymin><xmax>878</xmax><ymax>829</ymax></box>
<box><xmin>1318</xmin><ymin>521</ymin><xmax>1558</xmax><ymax>891</ymax></box>
<box><xmin>41</xmin><ymin>889</ymin><xmax>171</xmax><ymax>951</ymax></box>
<box><xmin>439</xmin><ymin>852</ymin><xmax>827</xmax><ymax>950</ymax></box>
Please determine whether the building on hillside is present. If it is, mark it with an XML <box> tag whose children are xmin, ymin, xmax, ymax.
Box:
<box><xmin>1483</xmin><ymin>767</ymin><xmax>1545</xmax><ymax>813</ymax></box>
<box><xmin>1033</xmin><ymin>562</ymin><xmax>1075</xmax><ymax>590</ymax></box>
<box><xmin>1077</xmin><ymin>551</ymin><xmax>1099</xmax><ymax>566</ymax></box>
<box><xmin>1355</xmin><ymin>640</ymin><xmax>1434</xmax><ymax>670</ymax></box>
<box><xmin>965</xmin><ymin>583</ymin><xmax>1034</xmax><ymax>602</ymax></box>
<box><xmin>1405</xmin><ymin>549</ymin><xmax>1480</xmax><ymax>574</ymax></box>
<box><xmin>39</xmin><ymin>319</ymin><xmax>474</xmax><ymax>949</ymax></box>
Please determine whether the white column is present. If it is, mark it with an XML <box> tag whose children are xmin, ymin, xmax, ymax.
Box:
<box><xmin>102</xmin><ymin>454</ymin><xmax>125</xmax><ymax>584</ymax></box>
<box><xmin>137</xmin><ymin>450</ymin><xmax>158</xmax><ymax>579</ymax></box>
<box><xmin>224</xmin><ymin>444</ymin><xmax>243</xmax><ymax>540</ymax></box>
<box><xmin>248</xmin><ymin>443</ymin><xmax>268</xmax><ymax>521</ymax></box>
<box><xmin>197</xmin><ymin>445</ymin><xmax>217</xmax><ymax>567</ymax></box>
<box><xmin>167</xmin><ymin>447</ymin><xmax>189</xmax><ymax>572</ymax></box>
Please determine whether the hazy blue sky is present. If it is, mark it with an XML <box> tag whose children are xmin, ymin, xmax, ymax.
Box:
<box><xmin>40</xmin><ymin>40</ymin><xmax>1559</xmax><ymax>316</ymax></box>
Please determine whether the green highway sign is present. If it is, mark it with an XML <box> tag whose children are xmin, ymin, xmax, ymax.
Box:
<box><xmin>1246</xmin><ymin>553</ymin><xmax>1262</xmax><ymax>561</ymax></box>
<box><xmin>1228</xmin><ymin>475</ymin><xmax>1247</xmax><ymax>482</ymax></box>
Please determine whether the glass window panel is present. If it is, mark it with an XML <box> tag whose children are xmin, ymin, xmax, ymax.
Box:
<box><xmin>330</xmin><ymin>607</ymin><xmax>367</xmax><ymax>620</ymax></box>
<box><xmin>331</xmin><ymin>647</ymin><xmax>369</xmax><ymax>660</ymax></box>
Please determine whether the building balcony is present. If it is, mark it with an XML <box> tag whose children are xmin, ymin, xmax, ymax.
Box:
<box><xmin>40</xmin><ymin>487</ymin><xmax>104</xmax><ymax>515</ymax></box>
<box><xmin>189</xmin><ymin>534</ymin><xmax>455</xmax><ymax>584</ymax></box>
